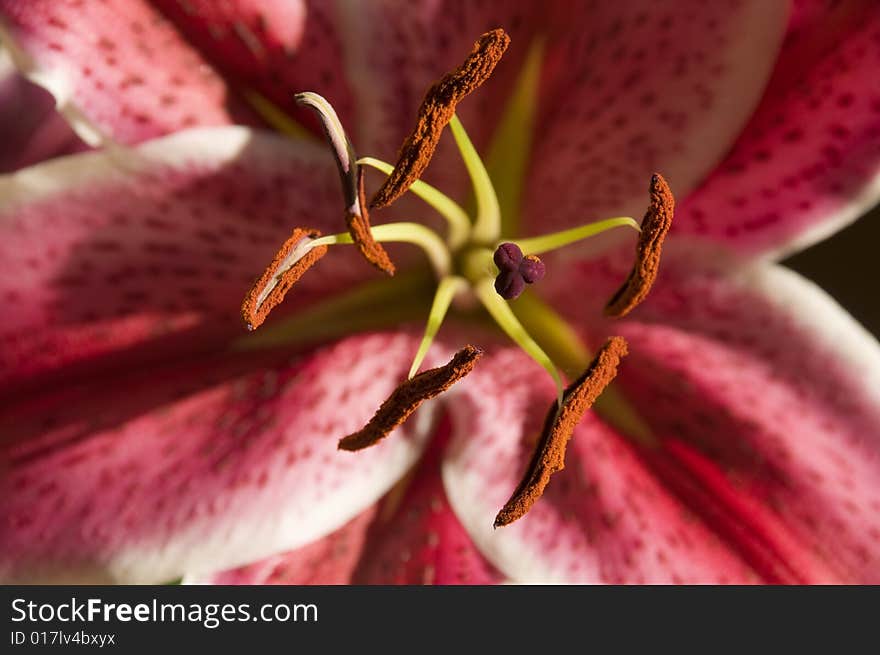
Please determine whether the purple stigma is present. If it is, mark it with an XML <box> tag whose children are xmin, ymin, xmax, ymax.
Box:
<box><xmin>494</xmin><ymin>269</ymin><xmax>526</xmax><ymax>299</ymax></box>
<box><xmin>492</xmin><ymin>243</ymin><xmax>546</xmax><ymax>300</ymax></box>
<box><xmin>519</xmin><ymin>255</ymin><xmax>546</xmax><ymax>284</ymax></box>
<box><xmin>493</xmin><ymin>242</ymin><xmax>523</xmax><ymax>270</ymax></box>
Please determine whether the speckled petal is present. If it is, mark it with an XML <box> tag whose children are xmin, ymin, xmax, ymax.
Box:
<box><xmin>677</xmin><ymin>0</ymin><xmax>880</xmax><ymax>258</ymax></box>
<box><xmin>0</xmin><ymin>126</ymin><xmax>369</xmax><ymax>395</ymax></box>
<box><xmin>521</xmin><ymin>1</ymin><xmax>788</xmax><ymax>237</ymax></box>
<box><xmin>0</xmin><ymin>0</ymin><xmax>244</xmax><ymax>144</ymax></box>
<box><xmin>441</xmin><ymin>347</ymin><xmax>759</xmax><ymax>584</ymax></box>
<box><xmin>0</xmin><ymin>332</ymin><xmax>437</xmax><ymax>584</ymax></box>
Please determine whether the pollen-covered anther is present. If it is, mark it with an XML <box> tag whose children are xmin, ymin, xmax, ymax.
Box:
<box><xmin>494</xmin><ymin>336</ymin><xmax>629</xmax><ymax>528</ymax></box>
<box><xmin>493</xmin><ymin>242</ymin><xmax>546</xmax><ymax>300</ymax></box>
<box><xmin>604</xmin><ymin>173</ymin><xmax>675</xmax><ymax>318</ymax></box>
<box><xmin>339</xmin><ymin>345</ymin><xmax>483</xmax><ymax>452</ymax></box>
<box><xmin>347</xmin><ymin>168</ymin><xmax>395</xmax><ymax>275</ymax></box>
<box><xmin>241</xmin><ymin>227</ymin><xmax>327</xmax><ymax>331</ymax></box>
<box><xmin>370</xmin><ymin>28</ymin><xmax>511</xmax><ymax>210</ymax></box>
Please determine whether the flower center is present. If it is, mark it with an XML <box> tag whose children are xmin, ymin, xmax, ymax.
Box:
<box><xmin>239</xmin><ymin>29</ymin><xmax>674</xmax><ymax>526</ymax></box>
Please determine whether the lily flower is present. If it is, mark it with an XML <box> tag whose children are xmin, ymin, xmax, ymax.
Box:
<box><xmin>1</xmin><ymin>0</ymin><xmax>879</xmax><ymax>584</ymax></box>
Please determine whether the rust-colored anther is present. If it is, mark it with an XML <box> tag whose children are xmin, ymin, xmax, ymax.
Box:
<box><xmin>369</xmin><ymin>28</ymin><xmax>510</xmax><ymax>210</ymax></box>
<box><xmin>241</xmin><ymin>227</ymin><xmax>327</xmax><ymax>331</ymax></box>
<box><xmin>347</xmin><ymin>167</ymin><xmax>395</xmax><ymax>275</ymax></box>
<box><xmin>494</xmin><ymin>336</ymin><xmax>629</xmax><ymax>528</ymax></box>
<box><xmin>604</xmin><ymin>173</ymin><xmax>675</xmax><ymax>318</ymax></box>
<box><xmin>339</xmin><ymin>345</ymin><xmax>483</xmax><ymax>451</ymax></box>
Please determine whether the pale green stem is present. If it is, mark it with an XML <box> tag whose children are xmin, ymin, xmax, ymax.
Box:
<box><xmin>474</xmin><ymin>276</ymin><xmax>563</xmax><ymax>405</ymax></box>
<box><xmin>510</xmin><ymin>290</ymin><xmax>655</xmax><ymax>445</ymax></box>
<box><xmin>485</xmin><ymin>37</ymin><xmax>545</xmax><ymax>236</ymax></box>
<box><xmin>449</xmin><ymin>114</ymin><xmax>501</xmax><ymax>244</ymax></box>
<box><xmin>312</xmin><ymin>222</ymin><xmax>451</xmax><ymax>277</ymax></box>
<box><xmin>513</xmin><ymin>217</ymin><xmax>641</xmax><ymax>256</ymax></box>
<box><xmin>408</xmin><ymin>276</ymin><xmax>468</xmax><ymax>379</ymax></box>
<box><xmin>358</xmin><ymin>156</ymin><xmax>471</xmax><ymax>249</ymax></box>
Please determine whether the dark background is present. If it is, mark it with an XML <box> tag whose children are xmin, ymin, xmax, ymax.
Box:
<box><xmin>784</xmin><ymin>204</ymin><xmax>877</xmax><ymax>336</ymax></box>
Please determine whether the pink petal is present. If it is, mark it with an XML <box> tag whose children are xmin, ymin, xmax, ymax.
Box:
<box><xmin>194</xmin><ymin>417</ymin><xmax>504</xmax><ymax>585</ymax></box>
<box><xmin>676</xmin><ymin>1</ymin><xmax>880</xmax><ymax>257</ymax></box>
<box><xmin>0</xmin><ymin>332</ymin><xmax>437</xmax><ymax>583</ymax></box>
<box><xmin>151</xmin><ymin>1</ymin><xmax>358</xmax><ymax>139</ymax></box>
<box><xmin>0</xmin><ymin>126</ymin><xmax>373</xmax><ymax>395</ymax></box>
<box><xmin>521</xmin><ymin>1</ymin><xmax>788</xmax><ymax>237</ymax></box>
<box><xmin>0</xmin><ymin>0</ymin><xmax>246</xmax><ymax>144</ymax></box>
<box><xmin>441</xmin><ymin>347</ymin><xmax>758</xmax><ymax>584</ymax></box>
<box><xmin>0</xmin><ymin>53</ymin><xmax>86</xmax><ymax>172</ymax></box>
<box><xmin>541</xmin><ymin>256</ymin><xmax>880</xmax><ymax>582</ymax></box>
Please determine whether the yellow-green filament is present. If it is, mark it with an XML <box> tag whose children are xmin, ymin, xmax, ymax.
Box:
<box><xmin>408</xmin><ymin>275</ymin><xmax>467</xmax><ymax>379</ymax></box>
<box><xmin>449</xmin><ymin>114</ymin><xmax>501</xmax><ymax>245</ymax></box>
<box><xmin>358</xmin><ymin>156</ymin><xmax>471</xmax><ymax>249</ymax></box>
<box><xmin>312</xmin><ymin>222</ymin><xmax>451</xmax><ymax>277</ymax></box>
<box><xmin>513</xmin><ymin>217</ymin><xmax>640</xmax><ymax>256</ymax></box>
<box><xmin>474</xmin><ymin>276</ymin><xmax>563</xmax><ymax>405</ymax></box>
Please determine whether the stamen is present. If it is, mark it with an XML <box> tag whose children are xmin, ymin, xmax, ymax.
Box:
<box><xmin>297</xmin><ymin>92</ymin><xmax>396</xmax><ymax>275</ymax></box>
<box><xmin>346</xmin><ymin>168</ymin><xmax>395</xmax><ymax>275</ymax></box>
<box><xmin>358</xmin><ymin>156</ymin><xmax>471</xmax><ymax>249</ymax></box>
<box><xmin>604</xmin><ymin>173</ymin><xmax>675</xmax><ymax>318</ymax></box>
<box><xmin>241</xmin><ymin>228</ymin><xmax>327</xmax><ymax>331</ymax></box>
<box><xmin>339</xmin><ymin>345</ymin><xmax>483</xmax><ymax>451</ymax></box>
<box><xmin>369</xmin><ymin>28</ymin><xmax>510</xmax><ymax>210</ymax></box>
<box><xmin>494</xmin><ymin>336</ymin><xmax>629</xmax><ymax>528</ymax></box>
